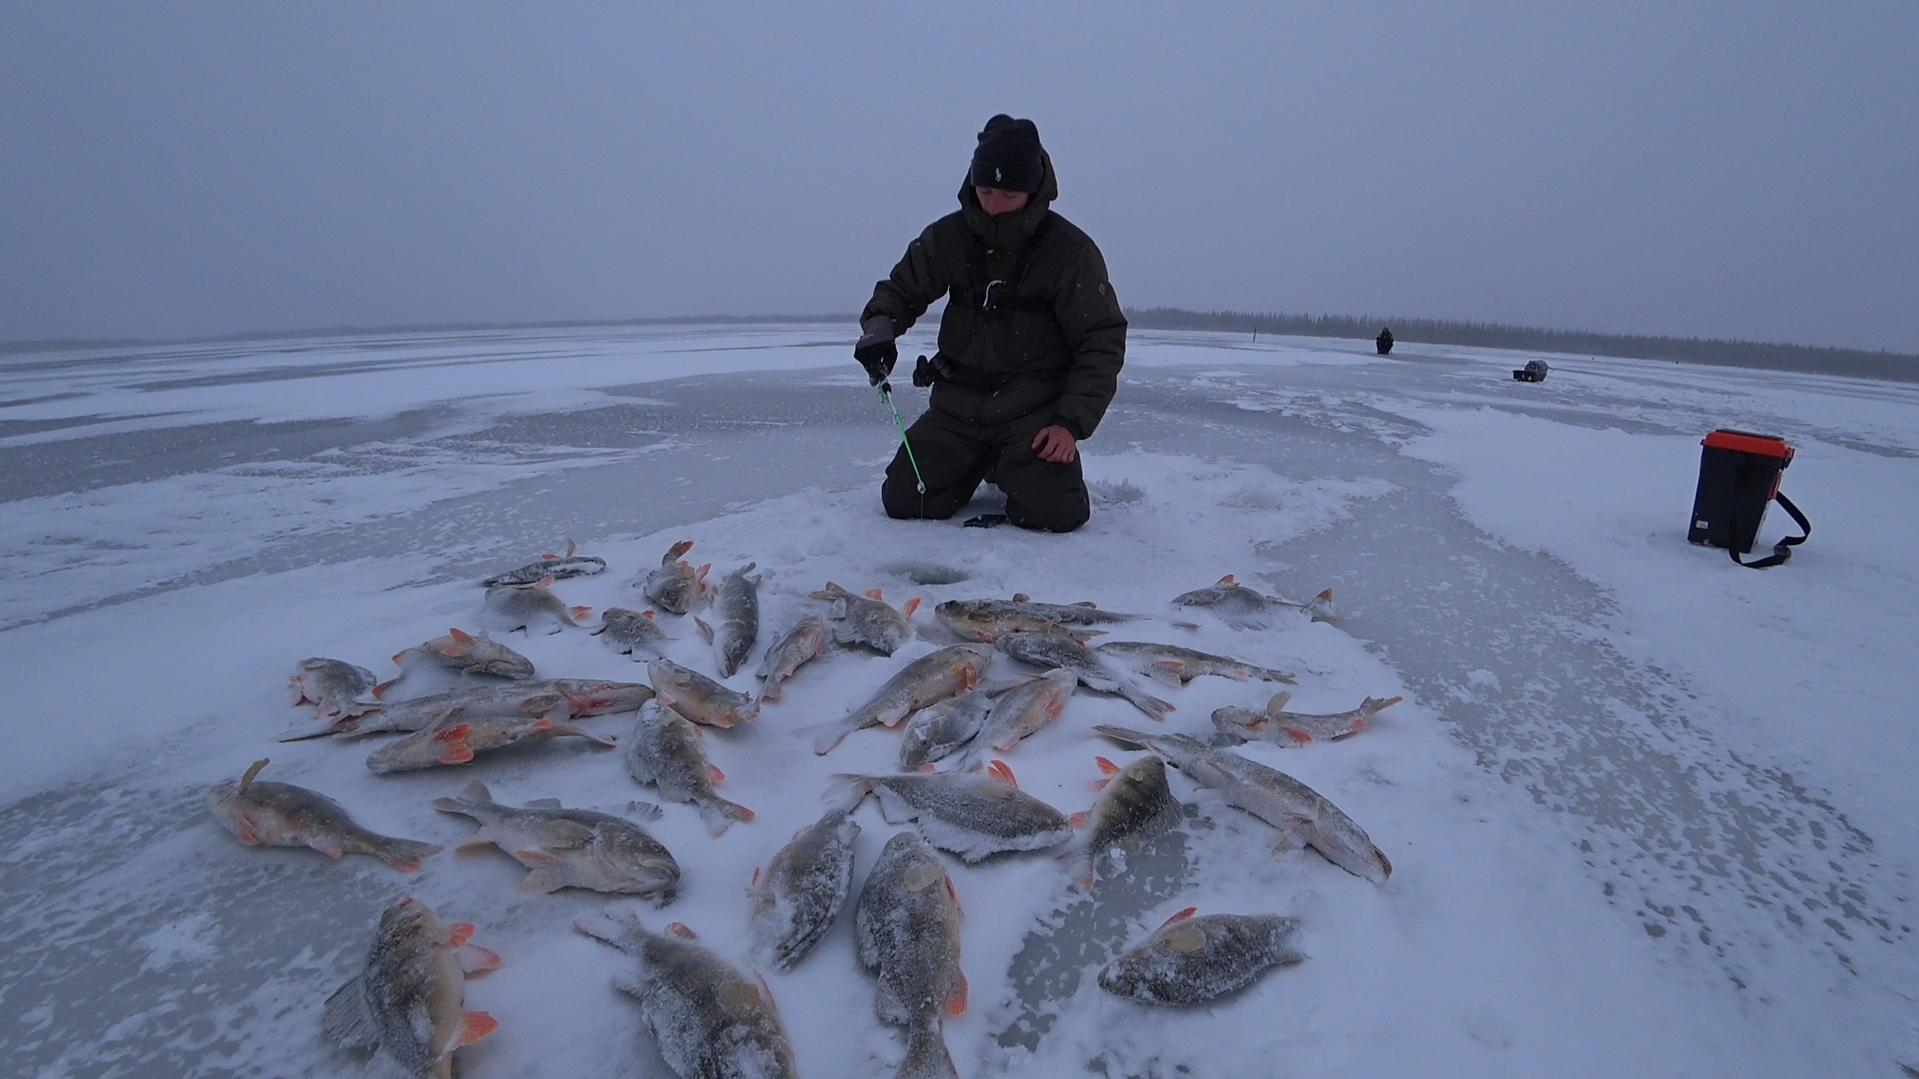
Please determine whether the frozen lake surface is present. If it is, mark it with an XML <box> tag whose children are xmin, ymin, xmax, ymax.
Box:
<box><xmin>3</xmin><ymin>324</ymin><xmax>1915</xmax><ymax>1078</ymax></box>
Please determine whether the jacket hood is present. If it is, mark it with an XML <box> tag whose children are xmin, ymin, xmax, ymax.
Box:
<box><xmin>959</xmin><ymin>149</ymin><xmax>1058</xmax><ymax>247</ymax></box>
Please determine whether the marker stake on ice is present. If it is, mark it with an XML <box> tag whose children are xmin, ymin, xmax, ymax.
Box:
<box><xmin>878</xmin><ymin>381</ymin><xmax>927</xmax><ymax>496</ymax></box>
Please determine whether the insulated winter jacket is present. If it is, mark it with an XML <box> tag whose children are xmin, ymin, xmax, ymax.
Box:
<box><xmin>860</xmin><ymin>152</ymin><xmax>1126</xmax><ymax>440</ymax></box>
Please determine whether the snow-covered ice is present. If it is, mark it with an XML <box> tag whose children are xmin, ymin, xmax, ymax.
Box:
<box><xmin>1</xmin><ymin>324</ymin><xmax>1914</xmax><ymax>1078</ymax></box>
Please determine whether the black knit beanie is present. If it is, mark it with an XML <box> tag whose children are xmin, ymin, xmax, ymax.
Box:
<box><xmin>969</xmin><ymin>115</ymin><xmax>1044</xmax><ymax>194</ymax></box>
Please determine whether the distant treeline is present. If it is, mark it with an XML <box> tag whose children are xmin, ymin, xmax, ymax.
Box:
<box><xmin>1126</xmin><ymin>306</ymin><xmax>1919</xmax><ymax>384</ymax></box>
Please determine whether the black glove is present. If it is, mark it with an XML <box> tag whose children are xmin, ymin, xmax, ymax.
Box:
<box><xmin>854</xmin><ymin>317</ymin><xmax>898</xmax><ymax>387</ymax></box>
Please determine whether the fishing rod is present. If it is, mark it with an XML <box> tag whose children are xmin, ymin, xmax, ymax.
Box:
<box><xmin>877</xmin><ymin>376</ymin><xmax>927</xmax><ymax>495</ymax></box>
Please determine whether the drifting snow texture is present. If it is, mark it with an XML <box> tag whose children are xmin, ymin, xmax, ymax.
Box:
<box><xmin>1</xmin><ymin>325</ymin><xmax>1915</xmax><ymax>1078</ymax></box>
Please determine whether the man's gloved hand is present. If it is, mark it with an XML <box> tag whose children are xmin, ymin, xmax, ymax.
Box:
<box><xmin>854</xmin><ymin>316</ymin><xmax>898</xmax><ymax>387</ymax></box>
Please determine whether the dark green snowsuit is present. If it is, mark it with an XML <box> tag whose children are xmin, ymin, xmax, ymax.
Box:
<box><xmin>861</xmin><ymin>152</ymin><xmax>1126</xmax><ymax>533</ymax></box>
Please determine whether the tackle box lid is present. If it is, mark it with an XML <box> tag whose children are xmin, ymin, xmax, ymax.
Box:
<box><xmin>1702</xmin><ymin>429</ymin><xmax>1794</xmax><ymax>460</ymax></box>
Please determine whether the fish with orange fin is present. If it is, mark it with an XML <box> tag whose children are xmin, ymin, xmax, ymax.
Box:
<box><xmin>1067</xmin><ymin>753</ymin><xmax>1179</xmax><ymax>889</ymax></box>
<box><xmin>954</xmin><ymin>668</ymin><xmax>1076</xmax><ymax>771</ymax></box>
<box><xmin>593</xmin><ymin>607</ymin><xmax>671</xmax><ymax>661</ymax></box>
<box><xmin>804</xmin><ymin>643</ymin><xmax>993</xmax><ymax>754</ymax></box>
<box><xmin>1095</xmin><ymin>640</ymin><xmax>1297</xmax><ymax>688</ymax></box>
<box><xmin>1098</xmin><ymin>907</ymin><xmax>1305</xmax><ymax>1005</ymax></box>
<box><xmin>642</xmin><ymin>539</ymin><xmax>710</xmax><ymax>615</ymax></box>
<box><xmin>1093</xmin><ymin>724</ymin><xmax>1392</xmax><ymax>883</ymax></box>
<box><xmin>811</xmin><ymin>581</ymin><xmax>920</xmax><ymax>655</ymax></box>
<box><xmin>749</xmin><ymin>808</ymin><xmax>860</xmax><ymax>971</ymax></box>
<box><xmin>480</xmin><ymin>538</ymin><xmax>606</xmax><ymax>587</ymax></box>
<box><xmin>1170</xmin><ymin>574</ymin><xmax>1340</xmax><ymax>628</ymax></box>
<box><xmin>575</xmin><ymin>910</ymin><xmax>798</xmax><ymax>1079</ymax></box>
<box><xmin>365</xmin><ymin>713</ymin><xmax>615</xmax><ymax>774</ymax></box>
<box><xmin>1213</xmin><ymin>692</ymin><xmax>1402</xmax><ymax>746</ymax></box>
<box><xmin>648</xmin><ymin>657</ymin><xmax>760</xmax><ymax>728</ymax></box>
<box><xmin>390</xmin><ymin>627</ymin><xmax>535</xmax><ymax>682</ymax></box>
<box><xmin>431</xmin><ymin>779</ymin><xmax>678</xmax><ymax>898</ymax></box>
<box><xmin>857</xmin><ymin>831</ymin><xmax>967</xmax><ymax>1079</ymax></box>
<box><xmin>321</xmin><ymin>897</ymin><xmax>501</xmax><ymax>1079</ymax></box>
<box><xmin>483</xmin><ymin>575</ymin><xmax>591</xmax><ymax>634</ymax></box>
<box><xmin>755</xmin><ymin>613</ymin><xmax>828</xmax><ymax>703</ymax></box>
<box><xmin>626</xmin><ymin>700</ymin><xmax>755</xmax><ymax>836</ymax></box>
<box><xmin>208</xmin><ymin>759</ymin><xmax>442</xmax><ymax>871</ymax></box>
<box><xmin>290</xmin><ymin>657</ymin><xmax>382</xmax><ymax>720</ymax></box>
<box><xmin>830</xmin><ymin>760</ymin><xmax>1071</xmax><ymax>862</ymax></box>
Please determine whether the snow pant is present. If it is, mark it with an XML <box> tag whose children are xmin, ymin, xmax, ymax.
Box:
<box><xmin>881</xmin><ymin>407</ymin><xmax>1090</xmax><ymax>533</ymax></box>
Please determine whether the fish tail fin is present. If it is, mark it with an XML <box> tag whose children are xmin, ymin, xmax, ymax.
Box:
<box><xmin>823</xmin><ymin>774</ymin><xmax>873</xmax><ymax>812</ymax></box>
<box><xmin>1091</xmin><ymin>724</ymin><xmax>1156</xmax><ymax>750</ymax></box>
<box><xmin>698</xmin><ymin>798</ymin><xmax>756</xmax><ymax>836</ymax></box>
<box><xmin>368</xmin><ymin>836</ymin><xmax>443</xmax><ymax>872</ymax></box>
<box><xmin>804</xmin><ymin>718</ymin><xmax>854</xmax><ymax>755</ymax></box>
<box><xmin>430</xmin><ymin>779</ymin><xmax>493</xmax><ymax>816</ymax></box>
<box><xmin>1123</xmin><ymin>687</ymin><xmax>1176</xmax><ymax>722</ymax></box>
<box><xmin>1308</xmin><ymin>587</ymin><xmax>1341</xmax><ymax>622</ymax></box>
<box><xmin>899</xmin><ymin>1018</ymin><xmax>959</xmax><ymax>1079</ymax></box>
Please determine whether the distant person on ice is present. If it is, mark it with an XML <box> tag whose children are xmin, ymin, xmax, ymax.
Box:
<box><xmin>852</xmin><ymin>114</ymin><xmax>1126</xmax><ymax>533</ymax></box>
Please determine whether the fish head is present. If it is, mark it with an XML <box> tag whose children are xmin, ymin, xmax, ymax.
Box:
<box><xmin>594</xmin><ymin>835</ymin><xmax>681</xmax><ymax>895</ymax></box>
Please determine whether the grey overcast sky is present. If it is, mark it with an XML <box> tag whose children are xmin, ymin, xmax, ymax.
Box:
<box><xmin>3</xmin><ymin>3</ymin><xmax>1916</xmax><ymax>352</ymax></box>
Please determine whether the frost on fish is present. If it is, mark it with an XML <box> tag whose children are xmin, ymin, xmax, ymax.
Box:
<box><xmin>649</xmin><ymin>657</ymin><xmax>759</xmax><ymax>728</ymax></box>
<box><xmin>480</xmin><ymin>540</ymin><xmax>607</xmax><ymax>587</ymax></box>
<box><xmin>749</xmin><ymin>808</ymin><xmax>860</xmax><ymax>972</ymax></box>
<box><xmin>322</xmin><ymin>897</ymin><xmax>500</xmax><ymax>1079</ymax></box>
<box><xmin>1095</xmin><ymin>640</ymin><xmax>1298</xmax><ymax>688</ymax></box>
<box><xmin>856</xmin><ymin>832</ymin><xmax>966</xmax><ymax>1079</ymax></box>
<box><xmin>697</xmin><ymin>562</ymin><xmax>760</xmax><ymax>678</ymax></box>
<box><xmin>483</xmin><ymin>575</ymin><xmax>592</xmax><ymax>635</ymax></box>
<box><xmin>208</xmin><ymin>759</ymin><xmax>442</xmax><ymax>871</ymax></box>
<box><xmin>931</xmin><ymin>597</ymin><xmax>1130</xmax><ymax>643</ymax></box>
<box><xmin>432</xmin><ymin>779</ymin><xmax>679</xmax><ymax>898</ymax></box>
<box><xmin>806</xmin><ymin>643</ymin><xmax>993</xmax><ymax>755</ymax></box>
<box><xmin>1098</xmin><ymin>908</ymin><xmax>1305</xmax><ymax>1006</ymax></box>
<box><xmin>1094</xmin><ymin>725</ymin><xmax>1392</xmax><ymax>883</ymax></box>
<box><xmin>755</xmin><ymin>614</ymin><xmax>828</xmax><ymax>704</ymax></box>
<box><xmin>1170</xmin><ymin>574</ymin><xmax>1340</xmax><ymax>628</ymax></box>
<box><xmin>994</xmin><ymin>631</ymin><xmax>1173</xmax><ymax>722</ymax></box>
<box><xmin>1070</xmin><ymin>754</ymin><xmax>1179</xmax><ymax>889</ymax></box>
<box><xmin>290</xmin><ymin>657</ymin><xmax>382</xmax><ymax>720</ymax></box>
<box><xmin>391</xmin><ymin>627</ymin><xmax>536</xmax><ymax>683</ymax></box>
<box><xmin>897</xmin><ymin>687</ymin><xmax>999</xmax><ymax>770</ymax></box>
<box><xmin>626</xmin><ymin>700</ymin><xmax>756</xmax><ymax>836</ymax></box>
<box><xmin>295</xmin><ymin>678</ymin><xmax>652</xmax><ymax>741</ymax></box>
<box><xmin>575</xmin><ymin>910</ymin><xmax>798</xmax><ymax>1079</ymax></box>
<box><xmin>1213</xmin><ymin>692</ymin><xmax>1402</xmax><ymax>746</ymax></box>
<box><xmin>811</xmin><ymin>582</ymin><xmax>919</xmax><ymax>655</ymax></box>
<box><xmin>366</xmin><ymin>713</ymin><xmax>616</xmax><ymax>773</ymax></box>
<box><xmin>836</xmin><ymin>762</ymin><xmax>1072</xmax><ymax>863</ymax></box>
<box><xmin>593</xmin><ymin>607</ymin><xmax>671</xmax><ymax>661</ymax></box>
<box><xmin>955</xmin><ymin>668</ymin><xmax>1076</xmax><ymax>771</ymax></box>
<box><xmin>641</xmin><ymin>539</ymin><xmax>710</xmax><ymax>616</ymax></box>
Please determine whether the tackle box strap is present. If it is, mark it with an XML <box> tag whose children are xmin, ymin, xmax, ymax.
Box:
<box><xmin>1730</xmin><ymin>491</ymin><xmax>1810</xmax><ymax>569</ymax></box>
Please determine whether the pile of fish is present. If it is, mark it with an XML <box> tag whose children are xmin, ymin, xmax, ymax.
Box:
<box><xmin>215</xmin><ymin>537</ymin><xmax>1402</xmax><ymax>1076</ymax></box>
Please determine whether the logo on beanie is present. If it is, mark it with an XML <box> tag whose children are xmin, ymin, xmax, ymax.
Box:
<box><xmin>994</xmin><ymin>167</ymin><xmax>1003</xmax><ymax>183</ymax></box>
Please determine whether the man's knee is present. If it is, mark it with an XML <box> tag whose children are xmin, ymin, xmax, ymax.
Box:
<box><xmin>1003</xmin><ymin>470</ymin><xmax>1090</xmax><ymax>533</ymax></box>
